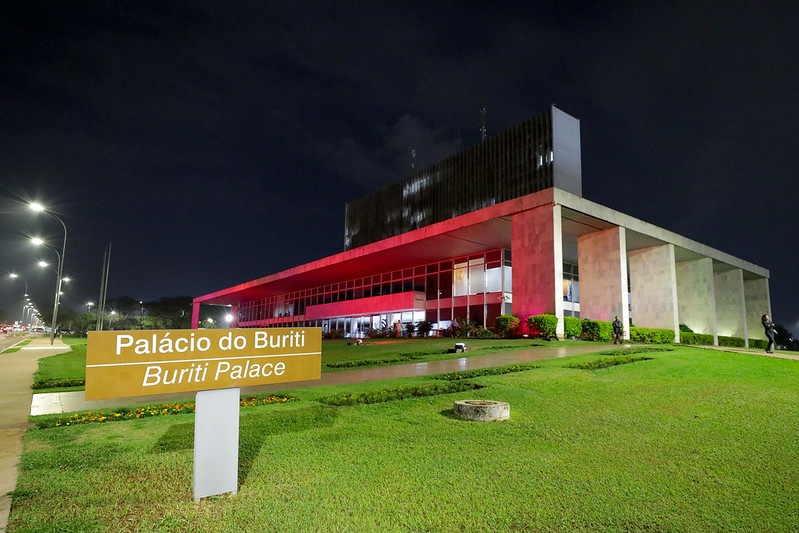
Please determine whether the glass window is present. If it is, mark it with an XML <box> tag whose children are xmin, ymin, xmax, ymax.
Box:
<box><xmin>453</xmin><ymin>261</ymin><xmax>468</xmax><ymax>296</ymax></box>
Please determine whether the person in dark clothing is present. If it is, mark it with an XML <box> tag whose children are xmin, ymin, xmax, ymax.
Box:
<box><xmin>612</xmin><ymin>316</ymin><xmax>623</xmax><ymax>344</ymax></box>
<box><xmin>762</xmin><ymin>314</ymin><xmax>776</xmax><ymax>354</ymax></box>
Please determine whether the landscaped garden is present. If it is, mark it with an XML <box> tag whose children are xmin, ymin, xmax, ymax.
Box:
<box><xmin>9</xmin><ymin>342</ymin><xmax>799</xmax><ymax>532</ymax></box>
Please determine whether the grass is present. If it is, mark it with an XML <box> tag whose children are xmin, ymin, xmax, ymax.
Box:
<box><xmin>30</xmin><ymin>338</ymin><xmax>87</xmax><ymax>392</ymax></box>
<box><xmin>10</xmin><ymin>345</ymin><xmax>799</xmax><ymax>532</ymax></box>
<box><xmin>0</xmin><ymin>338</ymin><xmax>32</xmax><ymax>354</ymax></box>
<box><xmin>28</xmin><ymin>336</ymin><xmax>571</xmax><ymax>392</ymax></box>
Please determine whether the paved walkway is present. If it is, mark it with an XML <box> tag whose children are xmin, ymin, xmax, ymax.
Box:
<box><xmin>0</xmin><ymin>336</ymin><xmax>71</xmax><ymax>533</ymax></box>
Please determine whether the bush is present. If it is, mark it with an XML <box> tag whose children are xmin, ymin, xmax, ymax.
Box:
<box><xmin>749</xmin><ymin>338</ymin><xmax>768</xmax><ymax>349</ymax></box>
<box><xmin>417</xmin><ymin>321</ymin><xmax>433</xmax><ymax>337</ymax></box>
<box><xmin>580</xmin><ymin>319</ymin><xmax>612</xmax><ymax>342</ymax></box>
<box><xmin>567</xmin><ymin>355</ymin><xmax>653</xmax><ymax>371</ymax></box>
<box><xmin>629</xmin><ymin>327</ymin><xmax>675</xmax><ymax>344</ymax></box>
<box><xmin>326</xmin><ymin>355</ymin><xmax>421</xmax><ymax>368</ymax></box>
<box><xmin>432</xmin><ymin>362</ymin><xmax>539</xmax><ymax>381</ymax></box>
<box><xmin>718</xmin><ymin>336</ymin><xmax>745</xmax><ymax>348</ymax></box>
<box><xmin>453</xmin><ymin>317</ymin><xmax>479</xmax><ymax>338</ymax></box>
<box><xmin>318</xmin><ymin>381</ymin><xmax>484</xmax><ymax>406</ymax></box>
<box><xmin>473</xmin><ymin>326</ymin><xmax>494</xmax><ymax>338</ymax></box>
<box><xmin>527</xmin><ymin>314</ymin><xmax>559</xmax><ymax>339</ymax></box>
<box><xmin>494</xmin><ymin>314</ymin><xmax>520</xmax><ymax>338</ymax></box>
<box><xmin>564</xmin><ymin>316</ymin><xmax>582</xmax><ymax>338</ymax></box>
<box><xmin>32</xmin><ymin>378</ymin><xmax>86</xmax><ymax>390</ymax></box>
<box><xmin>679</xmin><ymin>323</ymin><xmax>694</xmax><ymax>332</ymax></box>
<box><xmin>679</xmin><ymin>332</ymin><xmax>714</xmax><ymax>345</ymax></box>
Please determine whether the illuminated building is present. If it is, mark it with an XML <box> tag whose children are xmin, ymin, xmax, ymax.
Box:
<box><xmin>193</xmin><ymin>107</ymin><xmax>770</xmax><ymax>344</ymax></box>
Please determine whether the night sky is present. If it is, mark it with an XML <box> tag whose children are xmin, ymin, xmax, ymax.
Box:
<box><xmin>1</xmin><ymin>2</ymin><xmax>797</xmax><ymax>334</ymax></box>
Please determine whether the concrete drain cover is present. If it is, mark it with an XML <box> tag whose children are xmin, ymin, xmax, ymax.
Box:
<box><xmin>454</xmin><ymin>400</ymin><xmax>509</xmax><ymax>421</ymax></box>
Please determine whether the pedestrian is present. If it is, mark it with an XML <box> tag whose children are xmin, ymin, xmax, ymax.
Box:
<box><xmin>762</xmin><ymin>314</ymin><xmax>776</xmax><ymax>354</ymax></box>
<box><xmin>612</xmin><ymin>316</ymin><xmax>623</xmax><ymax>344</ymax></box>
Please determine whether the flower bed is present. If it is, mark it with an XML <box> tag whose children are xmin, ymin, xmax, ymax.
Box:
<box><xmin>34</xmin><ymin>394</ymin><xmax>296</xmax><ymax>429</ymax></box>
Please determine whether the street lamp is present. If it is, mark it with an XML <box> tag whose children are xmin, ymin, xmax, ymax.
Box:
<box><xmin>30</xmin><ymin>203</ymin><xmax>67</xmax><ymax>345</ymax></box>
<box><xmin>8</xmin><ymin>273</ymin><xmax>29</xmax><ymax>323</ymax></box>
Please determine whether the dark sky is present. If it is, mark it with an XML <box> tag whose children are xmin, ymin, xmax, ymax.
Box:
<box><xmin>1</xmin><ymin>2</ymin><xmax>797</xmax><ymax>334</ymax></box>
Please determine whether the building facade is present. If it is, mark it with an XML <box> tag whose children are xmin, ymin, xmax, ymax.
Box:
<box><xmin>193</xmin><ymin>107</ymin><xmax>770</xmax><ymax>345</ymax></box>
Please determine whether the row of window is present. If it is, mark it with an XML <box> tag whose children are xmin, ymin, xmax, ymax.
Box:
<box><xmin>238</xmin><ymin>249</ymin><xmax>513</xmax><ymax>323</ymax></box>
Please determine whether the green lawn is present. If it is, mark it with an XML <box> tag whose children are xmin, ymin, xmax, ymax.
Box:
<box><xmin>29</xmin><ymin>337</ymin><xmax>571</xmax><ymax>392</ymax></box>
<box><xmin>30</xmin><ymin>338</ymin><xmax>87</xmax><ymax>391</ymax></box>
<box><xmin>10</xmin><ymin>345</ymin><xmax>799</xmax><ymax>532</ymax></box>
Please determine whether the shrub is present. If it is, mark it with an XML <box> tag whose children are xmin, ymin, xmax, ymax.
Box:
<box><xmin>718</xmin><ymin>336</ymin><xmax>745</xmax><ymax>348</ymax></box>
<box><xmin>629</xmin><ymin>327</ymin><xmax>675</xmax><ymax>344</ymax></box>
<box><xmin>566</xmin><ymin>355</ymin><xmax>653</xmax><ymax>370</ymax></box>
<box><xmin>453</xmin><ymin>317</ymin><xmax>479</xmax><ymax>338</ymax></box>
<box><xmin>318</xmin><ymin>381</ymin><xmax>484</xmax><ymax>406</ymax></box>
<box><xmin>580</xmin><ymin>319</ymin><xmax>612</xmax><ymax>342</ymax></box>
<box><xmin>473</xmin><ymin>326</ymin><xmax>494</xmax><ymax>338</ymax></box>
<box><xmin>432</xmin><ymin>362</ymin><xmax>539</xmax><ymax>381</ymax></box>
<box><xmin>564</xmin><ymin>316</ymin><xmax>582</xmax><ymax>338</ymax></box>
<box><xmin>679</xmin><ymin>332</ymin><xmax>714</xmax><ymax>345</ymax></box>
<box><xmin>679</xmin><ymin>323</ymin><xmax>694</xmax><ymax>332</ymax></box>
<box><xmin>326</xmin><ymin>355</ymin><xmax>421</xmax><ymax>368</ymax></box>
<box><xmin>527</xmin><ymin>314</ymin><xmax>559</xmax><ymax>339</ymax></box>
<box><xmin>417</xmin><ymin>320</ymin><xmax>433</xmax><ymax>337</ymax></box>
<box><xmin>32</xmin><ymin>378</ymin><xmax>86</xmax><ymax>390</ymax></box>
<box><xmin>494</xmin><ymin>314</ymin><xmax>520</xmax><ymax>338</ymax></box>
<box><xmin>749</xmin><ymin>338</ymin><xmax>768</xmax><ymax>349</ymax></box>
<box><xmin>598</xmin><ymin>347</ymin><xmax>673</xmax><ymax>356</ymax></box>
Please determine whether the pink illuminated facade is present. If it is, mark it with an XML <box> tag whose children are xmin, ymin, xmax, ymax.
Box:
<box><xmin>193</xmin><ymin>108</ymin><xmax>771</xmax><ymax>345</ymax></box>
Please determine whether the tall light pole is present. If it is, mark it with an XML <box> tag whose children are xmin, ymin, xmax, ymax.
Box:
<box><xmin>8</xmin><ymin>273</ymin><xmax>29</xmax><ymax>323</ymax></box>
<box><xmin>30</xmin><ymin>203</ymin><xmax>67</xmax><ymax>345</ymax></box>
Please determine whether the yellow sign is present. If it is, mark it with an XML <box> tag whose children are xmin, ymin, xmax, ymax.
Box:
<box><xmin>86</xmin><ymin>328</ymin><xmax>321</xmax><ymax>400</ymax></box>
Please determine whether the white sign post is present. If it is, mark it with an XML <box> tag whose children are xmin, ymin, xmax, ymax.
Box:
<box><xmin>193</xmin><ymin>387</ymin><xmax>241</xmax><ymax>501</ymax></box>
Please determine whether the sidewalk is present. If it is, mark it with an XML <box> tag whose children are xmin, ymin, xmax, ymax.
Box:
<box><xmin>0</xmin><ymin>336</ymin><xmax>71</xmax><ymax>533</ymax></box>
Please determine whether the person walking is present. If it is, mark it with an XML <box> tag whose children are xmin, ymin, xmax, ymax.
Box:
<box><xmin>612</xmin><ymin>316</ymin><xmax>623</xmax><ymax>344</ymax></box>
<box><xmin>762</xmin><ymin>314</ymin><xmax>777</xmax><ymax>354</ymax></box>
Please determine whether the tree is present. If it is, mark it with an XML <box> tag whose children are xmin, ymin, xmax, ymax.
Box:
<box><xmin>144</xmin><ymin>296</ymin><xmax>193</xmax><ymax>329</ymax></box>
<box><xmin>774</xmin><ymin>324</ymin><xmax>799</xmax><ymax>351</ymax></box>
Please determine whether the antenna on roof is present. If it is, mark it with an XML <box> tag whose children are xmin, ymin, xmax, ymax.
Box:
<box><xmin>480</xmin><ymin>107</ymin><xmax>487</xmax><ymax>142</ymax></box>
<box><xmin>411</xmin><ymin>149</ymin><xmax>416</xmax><ymax>170</ymax></box>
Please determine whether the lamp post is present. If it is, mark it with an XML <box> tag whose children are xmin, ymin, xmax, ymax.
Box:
<box><xmin>8</xmin><ymin>273</ymin><xmax>29</xmax><ymax>323</ymax></box>
<box><xmin>29</xmin><ymin>202</ymin><xmax>67</xmax><ymax>345</ymax></box>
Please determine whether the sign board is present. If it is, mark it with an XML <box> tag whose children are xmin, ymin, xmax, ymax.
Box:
<box><xmin>86</xmin><ymin>328</ymin><xmax>321</xmax><ymax>400</ymax></box>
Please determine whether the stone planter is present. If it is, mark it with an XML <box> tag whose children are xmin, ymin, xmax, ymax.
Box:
<box><xmin>453</xmin><ymin>400</ymin><xmax>509</xmax><ymax>421</ymax></box>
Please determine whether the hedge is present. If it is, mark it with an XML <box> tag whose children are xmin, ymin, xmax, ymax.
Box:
<box><xmin>680</xmin><ymin>332</ymin><xmax>768</xmax><ymax>349</ymax></box>
<box><xmin>564</xmin><ymin>316</ymin><xmax>582</xmax><ymax>338</ymax></box>
<box><xmin>679</xmin><ymin>332</ymin><xmax>714</xmax><ymax>345</ymax></box>
<box><xmin>494</xmin><ymin>314</ymin><xmax>520</xmax><ymax>338</ymax></box>
<box><xmin>527</xmin><ymin>314</ymin><xmax>558</xmax><ymax>339</ymax></box>
<box><xmin>580</xmin><ymin>319</ymin><xmax>613</xmax><ymax>342</ymax></box>
<box><xmin>629</xmin><ymin>327</ymin><xmax>675</xmax><ymax>344</ymax></box>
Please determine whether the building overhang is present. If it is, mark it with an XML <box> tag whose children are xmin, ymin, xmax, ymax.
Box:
<box><xmin>195</xmin><ymin>187</ymin><xmax>768</xmax><ymax>306</ymax></box>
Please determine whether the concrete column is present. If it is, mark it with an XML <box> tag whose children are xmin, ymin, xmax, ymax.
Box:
<box><xmin>714</xmin><ymin>269</ymin><xmax>746</xmax><ymax>344</ymax></box>
<box><xmin>577</xmin><ymin>226</ymin><xmax>629</xmax><ymax>338</ymax></box>
<box><xmin>744</xmin><ymin>277</ymin><xmax>771</xmax><ymax>341</ymax></box>
<box><xmin>510</xmin><ymin>203</ymin><xmax>564</xmax><ymax>337</ymax></box>
<box><xmin>675</xmin><ymin>257</ymin><xmax>717</xmax><ymax>344</ymax></box>
<box><xmin>628</xmin><ymin>244</ymin><xmax>679</xmax><ymax>340</ymax></box>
